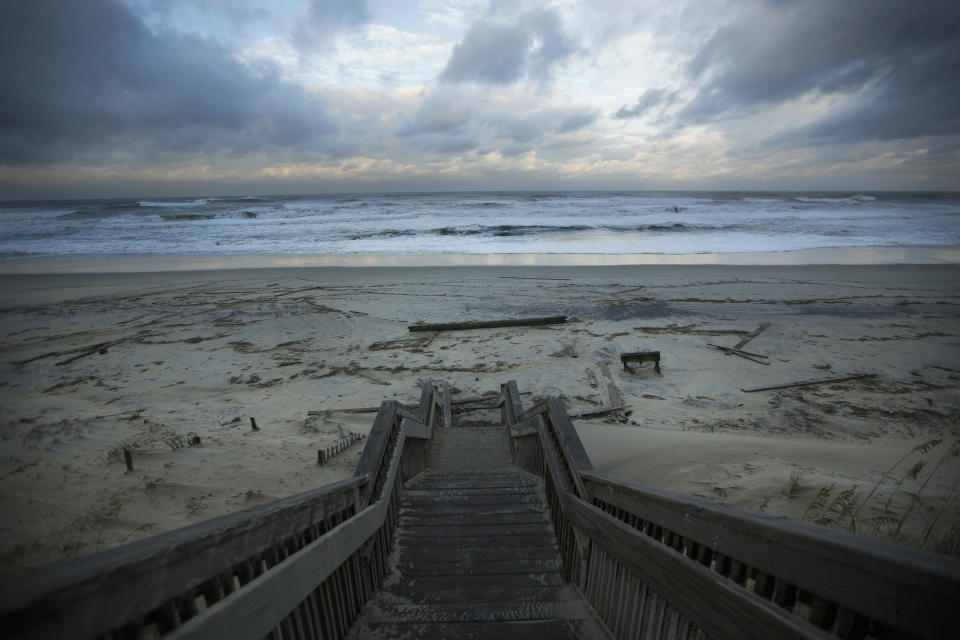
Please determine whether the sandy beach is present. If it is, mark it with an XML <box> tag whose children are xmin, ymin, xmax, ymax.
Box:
<box><xmin>1</xmin><ymin>262</ymin><xmax>959</xmax><ymax>577</ymax></box>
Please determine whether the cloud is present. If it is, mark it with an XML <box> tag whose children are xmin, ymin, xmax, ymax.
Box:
<box><xmin>439</xmin><ymin>7</ymin><xmax>576</xmax><ymax>84</ymax></box>
<box><xmin>0</xmin><ymin>0</ymin><xmax>337</xmax><ymax>167</ymax></box>
<box><xmin>678</xmin><ymin>0</ymin><xmax>960</xmax><ymax>144</ymax></box>
<box><xmin>614</xmin><ymin>89</ymin><xmax>676</xmax><ymax>120</ymax></box>
<box><xmin>291</xmin><ymin>0</ymin><xmax>370</xmax><ymax>55</ymax></box>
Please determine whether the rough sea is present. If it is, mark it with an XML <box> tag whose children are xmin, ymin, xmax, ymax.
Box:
<box><xmin>1</xmin><ymin>191</ymin><xmax>958</xmax><ymax>261</ymax></box>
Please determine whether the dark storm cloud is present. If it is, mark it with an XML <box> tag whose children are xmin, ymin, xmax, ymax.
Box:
<box><xmin>613</xmin><ymin>89</ymin><xmax>676</xmax><ymax>120</ymax></box>
<box><xmin>292</xmin><ymin>0</ymin><xmax>370</xmax><ymax>54</ymax></box>
<box><xmin>0</xmin><ymin>0</ymin><xmax>336</xmax><ymax>166</ymax></box>
<box><xmin>679</xmin><ymin>0</ymin><xmax>960</xmax><ymax>143</ymax></box>
<box><xmin>439</xmin><ymin>8</ymin><xmax>576</xmax><ymax>85</ymax></box>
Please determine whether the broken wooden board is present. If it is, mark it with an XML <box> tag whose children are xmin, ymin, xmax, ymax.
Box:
<box><xmin>585</xmin><ymin>368</ymin><xmax>598</xmax><ymax>388</ymax></box>
<box><xmin>742</xmin><ymin>373</ymin><xmax>877</xmax><ymax>393</ymax></box>
<box><xmin>596</xmin><ymin>362</ymin><xmax>627</xmax><ymax>421</ymax></box>
<box><xmin>732</xmin><ymin>322</ymin><xmax>771</xmax><ymax>350</ymax></box>
<box><xmin>569</xmin><ymin>405</ymin><xmax>632</xmax><ymax>419</ymax></box>
<box><xmin>708</xmin><ymin>343</ymin><xmax>770</xmax><ymax>366</ymax></box>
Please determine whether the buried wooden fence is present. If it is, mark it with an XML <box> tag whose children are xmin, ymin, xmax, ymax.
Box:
<box><xmin>501</xmin><ymin>382</ymin><xmax>960</xmax><ymax>640</ymax></box>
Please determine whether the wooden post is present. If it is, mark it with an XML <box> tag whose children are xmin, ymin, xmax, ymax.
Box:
<box><xmin>318</xmin><ymin>450</ymin><xmax>324</xmax><ymax>466</ymax></box>
<box><xmin>250</xmin><ymin>417</ymin><xmax>259</xmax><ymax>431</ymax></box>
<box><xmin>123</xmin><ymin>448</ymin><xmax>134</xmax><ymax>472</ymax></box>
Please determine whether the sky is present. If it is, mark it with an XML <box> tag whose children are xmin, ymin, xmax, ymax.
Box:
<box><xmin>0</xmin><ymin>0</ymin><xmax>958</xmax><ymax>199</ymax></box>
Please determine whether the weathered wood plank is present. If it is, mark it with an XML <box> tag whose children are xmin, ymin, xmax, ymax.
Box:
<box><xmin>509</xmin><ymin>415</ymin><xmax>539</xmax><ymax>437</ymax></box>
<box><xmin>396</xmin><ymin>573</ymin><xmax>566</xmax><ymax>591</ymax></box>
<box><xmin>399</xmin><ymin>418</ymin><xmax>430</xmax><ymax>440</ymax></box>
<box><xmin>547</xmin><ymin>398</ymin><xmax>594</xmax><ymax>474</ymax></box>
<box><xmin>371</xmin><ymin>600</ymin><xmax>577</xmax><ymax>623</ymax></box>
<box><xmin>741</xmin><ymin>373</ymin><xmax>877</xmax><ymax>393</ymax></box>
<box><xmin>402</xmin><ymin>486</ymin><xmax>537</xmax><ymax>498</ymax></box>
<box><xmin>388</xmin><ymin>585</ymin><xmax>570</xmax><ymax>605</ymax></box>
<box><xmin>568</xmin><ymin>405</ymin><xmax>632</xmax><ymax>419</ymax></box>
<box><xmin>564</xmin><ymin>494</ymin><xmax>828</xmax><ymax>640</ymax></box>
<box><xmin>353</xmin><ymin>401</ymin><xmax>400</xmax><ymax>506</ymax></box>
<box><xmin>395</xmin><ymin>557</ymin><xmax>563</xmax><ymax>576</ymax></box>
<box><xmin>502</xmin><ymin>380</ymin><xmax>525</xmax><ymax>426</ymax></box>
<box><xmin>402</xmin><ymin>493</ymin><xmax>539</xmax><ymax>506</ymax></box>
<box><xmin>733</xmin><ymin>322</ymin><xmax>771</xmax><ymax>350</ymax></box>
<box><xmin>353</xmin><ymin>618</ymin><xmax>582</xmax><ymax>639</ymax></box>
<box><xmin>582</xmin><ymin>471</ymin><xmax>960</xmax><ymax>638</ymax></box>
<box><xmin>408</xmin><ymin>316</ymin><xmax>567</xmax><ymax>332</ymax></box>
<box><xmin>399</xmin><ymin>511</ymin><xmax>550</xmax><ymax>525</ymax></box>
<box><xmin>398</xmin><ymin>523</ymin><xmax>555</xmax><ymax>537</ymax></box>
<box><xmin>418</xmin><ymin>380</ymin><xmax>435</xmax><ymax>423</ymax></box>
<box><xmin>398</xmin><ymin>534</ymin><xmax>556</xmax><ymax>550</ymax></box>
<box><xmin>442</xmin><ymin>381</ymin><xmax>452</xmax><ymax>429</ymax></box>
<box><xmin>598</xmin><ymin>362</ymin><xmax>623</xmax><ymax>408</ymax></box>
<box><xmin>398</xmin><ymin>547</ymin><xmax>559</xmax><ymax>564</ymax></box>
<box><xmin>401</xmin><ymin>502</ymin><xmax>544</xmax><ymax>516</ymax></box>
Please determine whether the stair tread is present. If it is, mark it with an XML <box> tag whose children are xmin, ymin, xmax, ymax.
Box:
<box><xmin>365</xmin><ymin>600</ymin><xmax>592</xmax><ymax>624</ymax></box>
<box><xmin>350</xmin><ymin>619</ymin><xmax>591</xmax><ymax>640</ymax></box>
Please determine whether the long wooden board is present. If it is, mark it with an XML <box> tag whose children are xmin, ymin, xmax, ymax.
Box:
<box><xmin>408</xmin><ymin>316</ymin><xmax>567</xmax><ymax>332</ymax></box>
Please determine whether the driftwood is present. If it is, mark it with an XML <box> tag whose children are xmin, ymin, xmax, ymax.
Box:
<box><xmin>732</xmin><ymin>322</ymin><xmax>770</xmax><ymax>350</ymax></box>
<box><xmin>742</xmin><ymin>373</ymin><xmax>877</xmax><ymax>393</ymax></box>
<box><xmin>569</xmin><ymin>405</ymin><xmax>632</xmax><ymax>419</ymax></box>
<box><xmin>585</xmin><ymin>368</ymin><xmax>598</xmax><ymax>388</ymax></box>
<box><xmin>14</xmin><ymin>339</ymin><xmax>126</xmax><ymax>366</ymax></box>
<box><xmin>408</xmin><ymin>316</ymin><xmax>567</xmax><ymax>332</ymax></box>
<box><xmin>708</xmin><ymin>343</ymin><xmax>770</xmax><ymax>365</ymax></box>
<box><xmin>598</xmin><ymin>362</ymin><xmax>623</xmax><ymax>408</ymax></box>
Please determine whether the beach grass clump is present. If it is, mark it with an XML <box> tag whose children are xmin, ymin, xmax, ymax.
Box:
<box><xmin>801</xmin><ymin>438</ymin><xmax>960</xmax><ymax>555</ymax></box>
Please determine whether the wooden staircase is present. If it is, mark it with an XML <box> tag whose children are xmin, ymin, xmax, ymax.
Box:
<box><xmin>347</xmin><ymin>422</ymin><xmax>609</xmax><ymax>639</ymax></box>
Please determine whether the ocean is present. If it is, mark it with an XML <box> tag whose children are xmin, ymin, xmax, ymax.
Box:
<box><xmin>1</xmin><ymin>191</ymin><xmax>958</xmax><ymax>262</ymax></box>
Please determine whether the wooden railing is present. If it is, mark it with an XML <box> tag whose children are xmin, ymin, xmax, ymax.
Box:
<box><xmin>0</xmin><ymin>383</ymin><xmax>438</xmax><ymax>640</ymax></box>
<box><xmin>502</xmin><ymin>383</ymin><xmax>960</xmax><ymax>640</ymax></box>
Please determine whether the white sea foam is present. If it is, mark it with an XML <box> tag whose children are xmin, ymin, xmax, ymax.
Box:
<box><xmin>1</xmin><ymin>191</ymin><xmax>957</xmax><ymax>259</ymax></box>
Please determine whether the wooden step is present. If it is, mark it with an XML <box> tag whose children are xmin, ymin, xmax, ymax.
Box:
<box><xmin>367</xmin><ymin>599</ymin><xmax>592</xmax><ymax>624</ymax></box>
<box><xmin>401</xmin><ymin>492</ymin><xmax>539</xmax><ymax>506</ymax></box>
<box><xmin>398</xmin><ymin>533</ymin><xmax>556</xmax><ymax>549</ymax></box>
<box><xmin>402</xmin><ymin>485</ymin><xmax>538</xmax><ymax>497</ymax></box>
<box><xmin>399</xmin><ymin>522</ymin><xmax>554</xmax><ymax>537</ymax></box>
<box><xmin>388</xmin><ymin>584</ymin><xmax>573</xmax><ymax>605</ymax></box>
<box><xmin>394</xmin><ymin>557</ymin><xmax>563</xmax><ymax>577</ymax></box>
<box><xmin>397</xmin><ymin>545</ymin><xmax>559</xmax><ymax>564</ymax></box>
<box><xmin>394</xmin><ymin>572</ymin><xmax>567</xmax><ymax>591</ymax></box>
<box><xmin>399</xmin><ymin>512</ymin><xmax>550</xmax><ymax>527</ymax></box>
<box><xmin>351</xmin><ymin>618</ymin><xmax>589</xmax><ymax>639</ymax></box>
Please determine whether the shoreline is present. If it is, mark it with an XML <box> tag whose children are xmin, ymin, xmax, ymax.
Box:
<box><xmin>2</xmin><ymin>244</ymin><xmax>959</xmax><ymax>273</ymax></box>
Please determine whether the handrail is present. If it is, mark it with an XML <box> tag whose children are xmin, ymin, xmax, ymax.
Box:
<box><xmin>0</xmin><ymin>386</ymin><xmax>439</xmax><ymax>640</ymax></box>
<box><xmin>502</xmin><ymin>382</ymin><xmax>960</xmax><ymax>639</ymax></box>
<box><xmin>583</xmin><ymin>470</ymin><xmax>960</xmax><ymax>639</ymax></box>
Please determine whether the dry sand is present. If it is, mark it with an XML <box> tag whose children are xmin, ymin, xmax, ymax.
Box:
<box><xmin>1</xmin><ymin>263</ymin><xmax>959</xmax><ymax>577</ymax></box>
